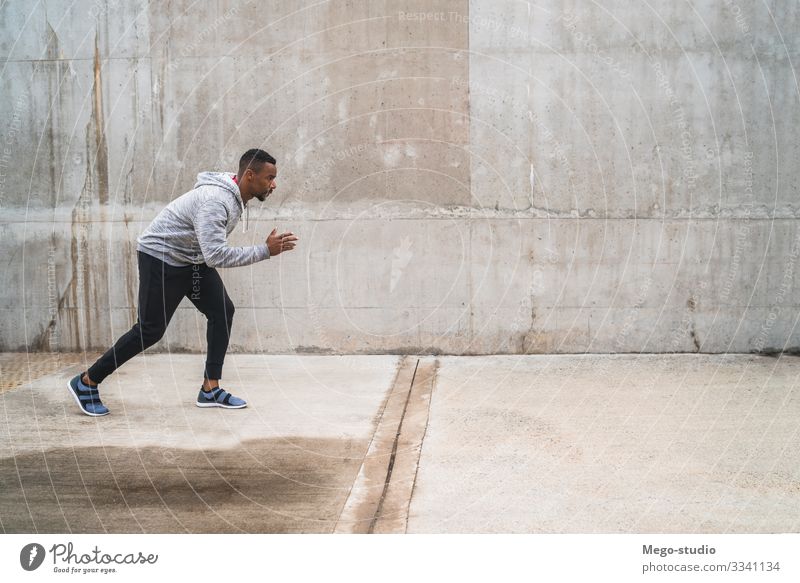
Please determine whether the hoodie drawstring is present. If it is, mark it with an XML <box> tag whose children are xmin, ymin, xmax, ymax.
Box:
<box><xmin>232</xmin><ymin>173</ymin><xmax>248</xmax><ymax>233</ymax></box>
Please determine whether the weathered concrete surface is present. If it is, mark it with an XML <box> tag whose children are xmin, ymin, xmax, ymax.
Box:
<box><xmin>334</xmin><ymin>356</ymin><xmax>436</xmax><ymax>533</ymax></box>
<box><xmin>0</xmin><ymin>352</ymin><xmax>100</xmax><ymax>393</ymax></box>
<box><xmin>1</xmin><ymin>1</ymin><xmax>799</xmax><ymax>353</ymax></box>
<box><xmin>407</xmin><ymin>353</ymin><xmax>800</xmax><ymax>533</ymax></box>
<box><xmin>0</xmin><ymin>354</ymin><xmax>399</xmax><ymax>533</ymax></box>
<box><xmin>1</xmin><ymin>352</ymin><xmax>799</xmax><ymax>533</ymax></box>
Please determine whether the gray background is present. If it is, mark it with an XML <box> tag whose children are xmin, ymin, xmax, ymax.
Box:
<box><xmin>1</xmin><ymin>0</ymin><xmax>798</xmax><ymax>354</ymax></box>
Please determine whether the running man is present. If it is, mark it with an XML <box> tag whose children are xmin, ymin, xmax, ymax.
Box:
<box><xmin>67</xmin><ymin>148</ymin><xmax>298</xmax><ymax>416</ymax></box>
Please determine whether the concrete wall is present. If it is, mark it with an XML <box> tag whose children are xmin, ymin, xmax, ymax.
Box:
<box><xmin>1</xmin><ymin>0</ymin><xmax>798</xmax><ymax>354</ymax></box>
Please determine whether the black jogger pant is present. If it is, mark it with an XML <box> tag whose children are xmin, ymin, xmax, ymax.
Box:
<box><xmin>87</xmin><ymin>250</ymin><xmax>235</xmax><ymax>384</ymax></box>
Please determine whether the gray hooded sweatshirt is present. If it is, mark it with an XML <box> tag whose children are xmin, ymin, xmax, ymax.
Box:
<box><xmin>136</xmin><ymin>171</ymin><xmax>270</xmax><ymax>268</ymax></box>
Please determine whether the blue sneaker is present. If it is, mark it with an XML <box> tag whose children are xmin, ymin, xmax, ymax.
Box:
<box><xmin>196</xmin><ymin>386</ymin><xmax>247</xmax><ymax>409</ymax></box>
<box><xmin>66</xmin><ymin>374</ymin><xmax>110</xmax><ymax>416</ymax></box>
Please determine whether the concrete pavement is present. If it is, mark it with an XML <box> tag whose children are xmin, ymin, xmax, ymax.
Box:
<box><xmin>409</xmin><ymin>353</ymin><xmax>800</xmax><ymax>533</ymax></box>
<box><xmin>1</xmin><ymin>353</ymin><xmax>799</xmax><ymax>533</ymax></box>
<box><xmin>0</xmin><ymin>354</ymin><xmax>399</xmax><ymax>533</ymax></box>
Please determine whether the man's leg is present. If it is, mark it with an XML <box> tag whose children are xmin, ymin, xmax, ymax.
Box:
<box><xmin>186</xmin><ymin>264</ymin><xmax>235</xmax><ymax>386</ymax></box>
<box><xmin>85</xmin><ymin>251</ymin><xmax>189</xmax><ymax>385</ymax></box>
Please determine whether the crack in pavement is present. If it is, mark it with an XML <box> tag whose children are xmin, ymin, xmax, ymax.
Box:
<box><xmin>334</xmin><ymin>356</ymin><xmax>438</xmax><ymax>534</ymax></box>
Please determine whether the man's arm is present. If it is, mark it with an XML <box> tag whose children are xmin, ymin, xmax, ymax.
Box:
<box><xmin>192</xmin><ymin>200</ymin><xmax>270</xmax><ymax>268</ymax></box>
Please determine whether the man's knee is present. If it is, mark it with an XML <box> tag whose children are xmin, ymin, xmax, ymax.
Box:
<box><xmin>200</xmin><ymin>298</ymin><xmax>235</xmax><ymax>324</ymax></box>
<box><xmin>214</xmin><ymin>297</ymin><xmax>236</xmax><ymax>322</ymax></box>
<box><xmin>138</xmin><ymin>322</ymin><xmax>167</xmax><ymax>347</ymax></box>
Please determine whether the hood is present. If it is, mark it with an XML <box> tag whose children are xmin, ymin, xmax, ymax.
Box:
<box><xmin>194</xmin><ymin>171</ymin><xmax>249</xmax><ymax>233</ymax></box>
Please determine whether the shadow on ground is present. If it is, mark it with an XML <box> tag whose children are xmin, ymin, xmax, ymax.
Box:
<box><xmin>0</xmin><ymin>437</ymin><xmax>365</xmax><ymax>533</ymax></box>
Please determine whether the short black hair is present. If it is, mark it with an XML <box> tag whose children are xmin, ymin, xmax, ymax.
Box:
<box><xmin>238</xmin><ymin>148</ymin><xmax>276</xmax><ymax>175</ymax></box>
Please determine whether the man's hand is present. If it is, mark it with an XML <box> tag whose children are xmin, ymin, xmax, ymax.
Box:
<box><xmin>266</xmin><ymin>228</ymin><xmax>299</xmax><ymax>256</ymax></box>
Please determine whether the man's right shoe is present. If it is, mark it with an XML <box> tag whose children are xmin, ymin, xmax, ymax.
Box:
<box><xmin>66</xmin><ymin>374</ymin><xmax>110</xmax><ymax>417</ymax></box>
<box><xmin>196</xmin><ymin>386</ymin><xmax>247</xmax><ymax>409</ymax></box>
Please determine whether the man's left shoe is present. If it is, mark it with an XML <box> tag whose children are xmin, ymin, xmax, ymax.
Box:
<box><xmin>196</xmin><ymin>386</ymin><xmax>247</xmax><ymax>409</ymax></box>
<box><xmin>66</xmin><ymin>374</ymin><xmax>110</xmax><ymax>416</ymax></box>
